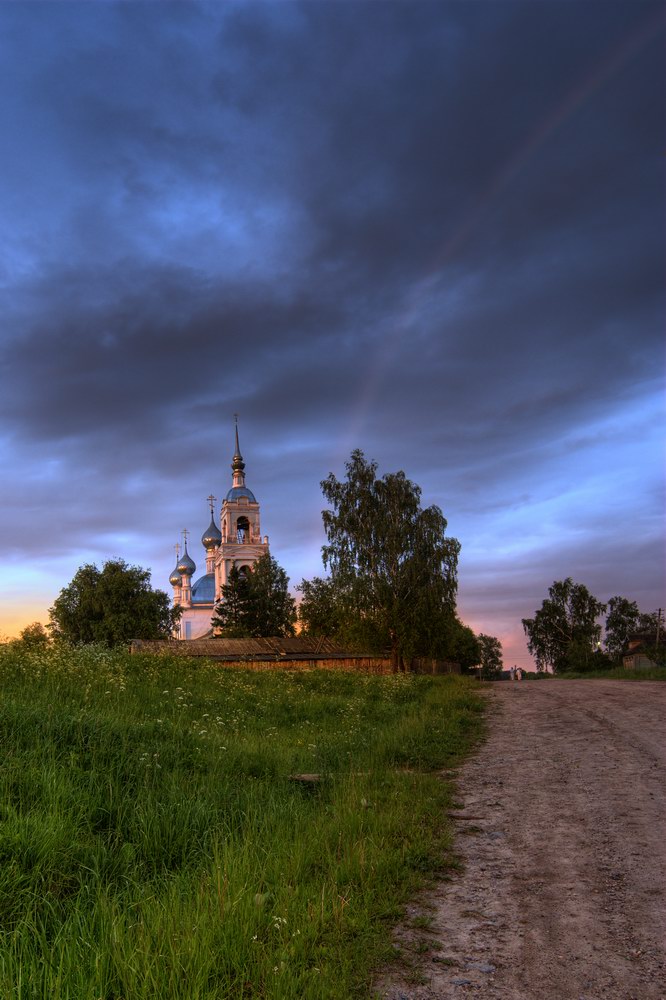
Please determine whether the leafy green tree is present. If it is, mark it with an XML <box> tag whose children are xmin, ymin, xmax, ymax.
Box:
<box><xmin>563</xmin><ymin>638</ymin><xmax>612</xmax><ymax>673</ymax></box>
<box><xmin>408</xmin><ymin>612</ymin><xmax>481</xmax><ymax>671</ymax></box>
<box><xmin>642</xmin><ymin>642</ymin><xmax>666</xmax><ymax>667</ymax></box>
<box><xmin>477</xmin><ymin>633</ymin><xmax>503</xmax><ymax>679</ymax></box>
<box><xmin>248</xmin><ymin>553</ymin><xmax>297</xmax><ymax>637</ymax></box>
<box><xmin>447</xmin><ymin>619</ymin><xmax>482</xmax><ymax>672</ymax></box>
<box><xmin>604</xmin><ymin>596</ymin><xmax>660</xmax><ymax>661</ymax></box>
<box><xmin>320</xmin><ymin>449</ymin><xmax>460</xmax><ymax>671</ymax></box>
<box><xmin>212</xmin><ymin>555</ymin><xmax>296</xmax><ymax>638</ymax></box>
<box><xmin>522</xmin><ymin>578</ymin><xmax>606</xmax><ymax>673</ymax></box>
<box><xmin>211</xmin><ymin>565</ymin><xmax>253</xmax><ymax>637</ymax></box>
<box><xmin>296</xmin><ymin>576</ymin><xmax>343</xmax><ymax>638</ymax></box>
<box><xmin>18</xmin><ymin>622</ymin><xmax>50</xmax><ymax>649</ymax></box>
<box><xmin>48</xmin><ymin>559</ymin><xmax>180</xmax><ymax>647</ymax></box>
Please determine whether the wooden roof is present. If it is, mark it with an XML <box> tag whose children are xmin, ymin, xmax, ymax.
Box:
<box><xmin>131</xmin><ymin>636</ymin><xmax>353</xmax><ymax>659</ymax></box>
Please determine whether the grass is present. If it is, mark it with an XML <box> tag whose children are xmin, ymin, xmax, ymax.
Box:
<box><xmin>555</xmin><ymin>666</ymin><xmax>666</xmax><ymax>681</ymax></box>
<box><xmin>0</xmin><ymin>643</ymin><xmax>484</xmax><ymax>999</ymax></box>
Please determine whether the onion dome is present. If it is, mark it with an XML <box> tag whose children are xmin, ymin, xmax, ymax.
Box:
<box><xmin>226</xmin><ymin>485</ymin><xmax>257</xmax><ymax>502</ymax></box>
<box><xmin>169</xmin><ymin>566</ymin><xmax>182</xmax><ymax>587</ymax></box>
<box><xmin>201</xmin><ymin>516</ymin><xmax>222</xmax><ymax>550</ymax></box>
<box><xmin>177</xmin><ymin>546</ymin><xmax>196</xmax><ymax>576</ymax></box>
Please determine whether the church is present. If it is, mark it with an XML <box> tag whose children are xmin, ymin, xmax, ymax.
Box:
<box><xmin>169</xmin><ymin>422</ymin><xmax>269</xmax><ymax>639</ymax></box>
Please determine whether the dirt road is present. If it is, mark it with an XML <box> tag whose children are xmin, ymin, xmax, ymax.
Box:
<box><xmin>378</xmin><ymin>680</ymin><xmax>666</xmax><ymax>1000</ymax></box>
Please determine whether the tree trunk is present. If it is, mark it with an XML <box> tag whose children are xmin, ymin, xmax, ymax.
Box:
<box><xmin>390</xmin><ymin>632</ymin><xmax>401</xmax><ymax>673</ymax></box>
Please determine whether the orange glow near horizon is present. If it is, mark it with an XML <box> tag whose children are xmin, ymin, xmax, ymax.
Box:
<box><xmin>1</xmin><ymin>607</ymin><xmax>49</xmax><ymax>641</ymax></box>
<box><xmin>1</xmin><ymin>581</ymin><xmax>53</xmax><ymax>640</ymax></box>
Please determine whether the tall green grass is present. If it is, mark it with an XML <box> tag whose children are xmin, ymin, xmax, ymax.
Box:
<box><xmin>0</xmin><ymin>644</ymin><xmax>484</xmax><ymax>999</ymax></box>
<box><xmin>556</xmin><ymin>666</ymin><xmax>666</xmax><ymax>681</ymax></box>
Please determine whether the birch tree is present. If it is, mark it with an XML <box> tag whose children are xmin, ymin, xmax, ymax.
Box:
<box><xmin>522</xmin><ymin>578</ymin><xmax>606</xmax><ymax>673</ymax></box>
<box><xmin>320</xmin><ymin>450</ymin><xmax>460</xmax><ymax>671</ymax></box>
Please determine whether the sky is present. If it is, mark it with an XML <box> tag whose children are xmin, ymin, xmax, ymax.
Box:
<box><xmin>1</xmin><ymin>1</ymin><xmax>663</xmax><ymax>666</ymax></box>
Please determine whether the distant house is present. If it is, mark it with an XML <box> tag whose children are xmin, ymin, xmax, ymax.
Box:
<box><xmin>623</xmin><ymin>631</ymin><xmax>660</xmax><ymax>670</ymax></box>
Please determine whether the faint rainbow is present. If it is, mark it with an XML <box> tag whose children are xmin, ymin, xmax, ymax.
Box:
<box><xmin>334</xmin><ymin>7</ymin><xmax>664</xmax><ymax>466</ymax></box>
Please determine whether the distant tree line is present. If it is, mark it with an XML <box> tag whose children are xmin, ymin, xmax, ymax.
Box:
<box><xmin>38</xmin><ymin>454</ymin><xmax>658</xmax><ymax>675</ymax></box>
<box><xmin>522</xmin><ymin>579</ymin><xmax>663</xmax><ymax>673</ymax></box>
<box><xmin>40</xmin><ymin>450</ymin><xmax>509</xmax><ymax>672</ymax></box>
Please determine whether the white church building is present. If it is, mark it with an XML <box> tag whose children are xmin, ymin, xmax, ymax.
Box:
<box><xmin>169</xmin><ymin>422</ymin><xmax>269</xmax><ymax>639</ymax></box>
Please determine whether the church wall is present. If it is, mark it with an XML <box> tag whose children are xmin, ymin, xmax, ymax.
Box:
<box><xmin>179</xmin><ymin>607</ymin><xmax>214</xmax><ymax>640</ymax></box>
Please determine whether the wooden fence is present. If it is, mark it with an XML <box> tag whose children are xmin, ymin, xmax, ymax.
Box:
<box><xmin>129</xmin><ymin>639</ymin><xmax>460</xmax><ymax>675</ymax></box>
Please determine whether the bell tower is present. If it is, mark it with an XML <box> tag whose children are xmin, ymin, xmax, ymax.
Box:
<box><xmin>214</xmin><ymin>417</ymin><xmax>269</xmax><ymax>600</ymax></box>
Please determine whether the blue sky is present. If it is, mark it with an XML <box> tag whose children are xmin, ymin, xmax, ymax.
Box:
<box><xmin>1</xmin><ymin>1</ymin><xmax>663</xmax><ymax>664</ymax></box>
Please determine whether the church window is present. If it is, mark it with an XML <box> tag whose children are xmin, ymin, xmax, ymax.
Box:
<box><xmin>236</xmin><ymin>516</ymin><xmax>250</xmax><ymax>543</ymax></box>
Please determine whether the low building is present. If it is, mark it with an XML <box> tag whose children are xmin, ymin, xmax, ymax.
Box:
<box><xmin>623</xmin><ymin>631</ymin><xmax>660</xmax><ymax>670</ymax></box>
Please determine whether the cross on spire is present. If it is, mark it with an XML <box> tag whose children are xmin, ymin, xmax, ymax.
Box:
<box><xmin>231</xmin><ymin>415</ymin><xmax>246</xmax><ymax>484</ymax></box>
<box><xmin>207</xmin><ymin>494</ymin><xmax>217</xmax><ymax>515</ymax></box>
<box><xmin>174</xmin><ymin>542</ymin><xmax>180</xmax><ymax>560</ymax></box>
<box><xmin>182</xmin><ymin>528</ymin><xmax>189</xmax><ymax>547</ymax></box>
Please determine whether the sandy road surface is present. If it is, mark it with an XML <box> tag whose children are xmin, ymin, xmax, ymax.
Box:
<box><xmin>378</xmin><ymin>680</ymin><xmax>666</xmax><ymax>1000</ymax></box>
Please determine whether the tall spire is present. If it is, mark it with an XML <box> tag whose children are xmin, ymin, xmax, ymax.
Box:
<box><xmin>231</xmin><ymin>413</ymin><xmax>246</xmax><ymax>488</ymax></box>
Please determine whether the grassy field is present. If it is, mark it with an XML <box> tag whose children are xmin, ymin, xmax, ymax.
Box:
<box><xmin>0</xmin><ymin>643</ymin><xmax>484</xmax><ymax>999</ymax></box>
<box><xmin>556</xmin><ymin>666</ymin><xmax>666</xmax><ymax>681</ymax></box>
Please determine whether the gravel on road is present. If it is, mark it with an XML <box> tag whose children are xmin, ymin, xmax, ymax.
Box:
<box><xmin>377</xmin><ymin>680</ymin><xmax>666</xmax><ymax>1000</ymax></box>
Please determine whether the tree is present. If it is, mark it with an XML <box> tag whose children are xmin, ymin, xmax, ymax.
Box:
<box><xmin>477</xmin><ymin>633</ymin><xmax>503</xmax><ymax>679</ymax></box>
<box><xmin>48</xmin><ymin>559</ymin><xmax>180</xmax><ymax>647</ymax></box>
<box><xmin>522</xmin><ymin>578</ymin><xmax>606</xmax><ymax>673</ymax></box>
<box><xmin>604</xmin><ymin>596</ymin><xmax>660</xmax><ymax>661</ymax></box>
<box><xmin>18</xmin><ymin>622</ymin><xmax>50</xmax><ymax>649</ymax></box>
<box><xmin>210</xmin><ymin>565</ymin><xmax>253</xmax><ymax>637</ymax></box>
<box><xmin>296</xmin><ymin>576</ymin><xmax>343</xmax><ymax>638</ymax></box>
<box><xmin>211</xmin><ymin>554</ymin><xmax>296</xmax><ymax>638</ymax></box>
<box><xmin>248</xmin><ymin>553</ymin><xmax>297</xmax><ymax>637</ymax></box>
<box><xmin>320</xmin><ymin>450</ymin><xmax>461</xmax><ymax>671</ymax></box>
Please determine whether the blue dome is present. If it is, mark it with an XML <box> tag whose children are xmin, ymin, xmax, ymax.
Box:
<box><xmin>226</xmin><ymin>485</ymin><xmax>256</xmax><ymax>502</ymax></box>
<box><xmin>191</xmin><ymin>572</ymin><xmax>215</xmax><ymax>605</ymax></box>
<box><xmin>169</xmin><ymin>567</ymin><xmax>181</xmax><ymax>586</ymax></box>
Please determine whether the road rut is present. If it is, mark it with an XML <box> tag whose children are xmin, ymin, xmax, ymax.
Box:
<box><xmin>377</xmin><ymin>680</ymin><xmax>665</xmax><ymax>1000</ymax></box>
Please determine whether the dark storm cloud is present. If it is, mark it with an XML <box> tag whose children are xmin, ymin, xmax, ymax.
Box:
<box><xmin>1</xmin><ymin>263</ymin><xmax>349</xmax><ymax>443</ymax></box>
<box><xmin>0</xmin><ymin>1</ymin><xmax>663</xmax><ymax>649</ymax></box>
<box><xmin>2</xmin><ymin>3</ymin><xmax>661</xmax><ymax>448</ymax></box>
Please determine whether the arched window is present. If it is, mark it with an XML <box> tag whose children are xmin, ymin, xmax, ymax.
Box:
<box><xmin>236</xmin><ymin>516</ymin><xmax>250</xmax><ymax>543</ymax></box>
